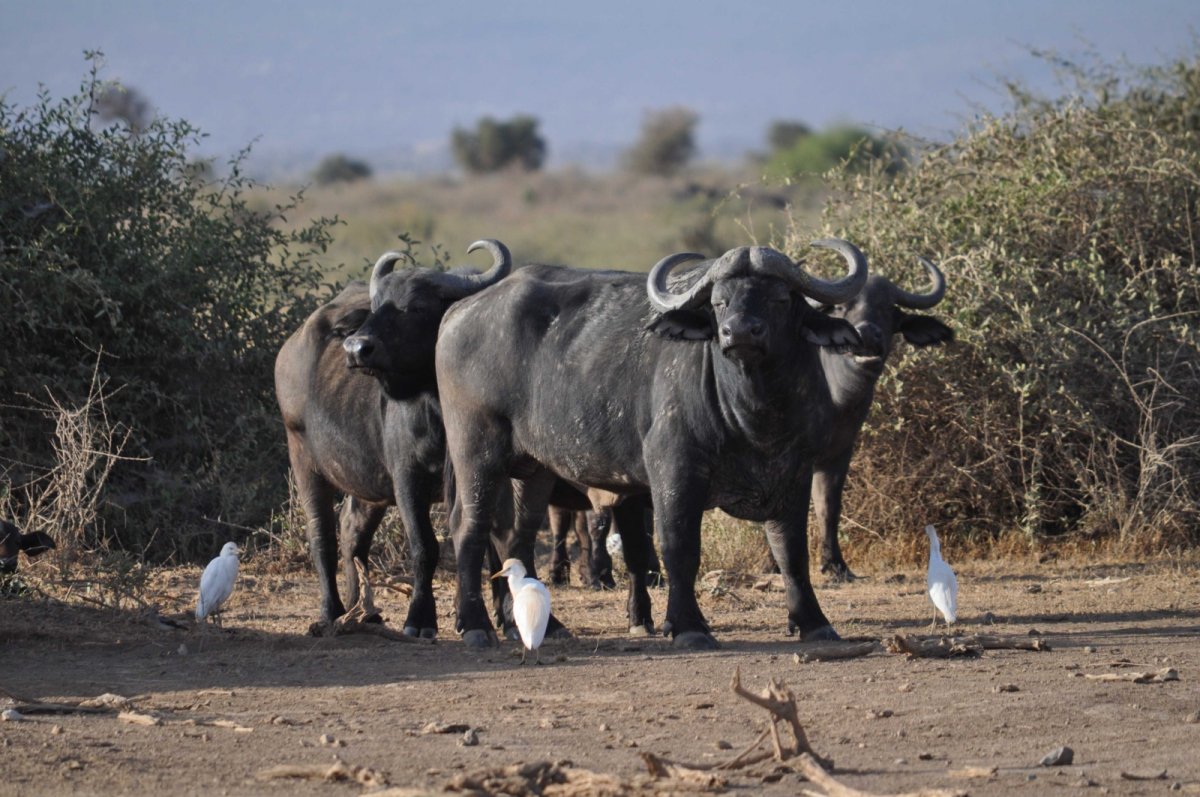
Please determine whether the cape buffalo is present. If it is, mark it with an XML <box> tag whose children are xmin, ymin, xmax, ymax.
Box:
<box><xmin>811</xmin><ymin>256</ymin><xmax>953</xmax><ymax>580</ymax></box>
<box><xmin>0</xmin><ymin>519</ymin><xmax>55</xmax><ymax>575</ymax></box>
<box><xmin>274</xmin><ymin>241</ymin><xmax>510</xmax><ymax>636</ymax></box>
<box><xmin>436</xmin><ymin>240</ymin><xmax>869</xmax><ymax>649</ymax></box>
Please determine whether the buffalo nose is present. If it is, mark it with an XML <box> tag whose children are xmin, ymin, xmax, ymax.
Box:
<box><xmin>720</xmin><ymin>317</ymin><xmax>765</xmax><ymax>346</ymax></box>
<box><xmin>854</xmin><ymin>323</ymin><xmax>885</xmax><ymax>354</ymax></box>
<box><xmin>343</xmin><ymin>335</ymin><xmax>373</xmax><ymax>361</ymax></box>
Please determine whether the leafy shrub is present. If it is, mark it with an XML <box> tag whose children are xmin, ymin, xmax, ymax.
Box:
<box><xmin>765</xmin><ymin>125</ymin><xmax>904</xmax><ymax>180</ymax></box>
<box><xmin>0</xmin><ymin>55</ymin><xmax>338</xmax><ymax>561</ymax></box>
<box><xmin>312</xmin><ymin>153</ymin><xmax>373</xmax><ymax>185</ymax></box>
<box><xmin>766</xmin><ymin>119</ymin><xmax>812</xmax><ymax>153</ymax></box>
<box><xmin>451</xmin><ymin>114</ymin><xmax>546</xmax><ymax>173</ymax></box>
<box><xmin>790</xmin><ymin>50</ymin><xmax>1200</xmax><ymax>556</ymax></box>
<box><xmin>623</xmin><ymin>107</ymin><xmax>698</xmax><ymax>177</ymax></box>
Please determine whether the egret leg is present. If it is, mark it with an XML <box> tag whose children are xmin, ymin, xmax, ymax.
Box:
<box><xmin>535</xmin><ymin>648</ymin><xmax>543</xmax><ymax>666</ymax></box>
<box><xmin>519</xmin><ymin>647</ymin><xmax>527</xmax><ymax>666</ymax></box>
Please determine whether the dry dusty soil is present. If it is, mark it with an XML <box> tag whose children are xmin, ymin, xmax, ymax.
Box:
<box><xmin>3</xmin><ymin>555</ymin><xmax>1199</xmax><ymax>796</ymax></box>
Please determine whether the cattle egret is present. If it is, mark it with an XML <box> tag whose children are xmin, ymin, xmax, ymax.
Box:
<box><xmin>925</xmin><ymin>525</ymin><xmax>957</xmax><ymax>628</ymax></box>
<box><xmin>491</xmin><ymin>558</ymin><xmax>550</xmax><ymax>664</ymax></box>
<box><xmin>605</xmin><ymin>529</ymin><xmax>623</xmax><ymax>558</ymax></box>
<box><xmin>196</xmin><ymin>542</ymin><xmax>240</xmax><ymax>625</ymax></box>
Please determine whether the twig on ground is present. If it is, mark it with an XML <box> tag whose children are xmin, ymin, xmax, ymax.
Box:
<box><xmin>794</xmin><ymin>641</ymin><xmax>880</xmax><ymax>663</ymax></box>
<box><xmin>796</xmin><ymin>752</ymin><xmax>968</xmax><ymax>797</ymax></box>
<box><xmin>255</xmin><ymin>759</ymin><xmax>387</xmax><ymax>788</ymax></box>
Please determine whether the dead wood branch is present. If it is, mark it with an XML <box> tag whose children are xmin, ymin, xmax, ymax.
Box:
<box><xmin>796</xmin><ymin>753</ymin><xmax>968</xmax><ymax>797</ymax></box>
<box><xmin>309</xmin><ymin>561</ymin><xmax>425</xmax><ymax>642</ymax></box>
<box><xmin>884</xmin><ymin>635</ymin><xmax>982</xmax><ymax>658</ymax></box>
<box><xmin>794</xmin><ymin>641</ymin><xmax>880</xmax><ymax>663</ymax></box>
<box><xmin>255</xmin><ymin>759</ymin><xmax>388</xmax><ymax>788</ymax></box>
<box><xmin>729</xmin><ymin>666</ymin><xmax>831</xmax><ymax>769</ymax></box>
<box><xmin>1082</xmin><ymin>667</ymin><xmax>1178</xmax><ymax>683</ymax></box>
<box><xmin>1</xmin><ymin>687</ymin><xmax>134</xmax><ymax>716</ymax></box>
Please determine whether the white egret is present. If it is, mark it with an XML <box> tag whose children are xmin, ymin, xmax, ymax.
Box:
<box><xmin>196</xmin><ymin>542</ymin><xmax>240</xmax><ymax>625</ymax></box>
<box><xmin>925</xmin><ymin>525</ymin><xmax>957</xmax><ymax>629</ymax></box>
<box><xmin>492</xmin><ymin>558</ymin><xmax>550</xmax><ymax>665</ymax></box>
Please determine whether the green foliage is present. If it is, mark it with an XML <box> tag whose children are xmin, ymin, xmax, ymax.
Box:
<box><xmin>766</xmin><ymin>119</ymin><xmax>812</xmax><ymax>153</ymax></box>
<box><xmin>793</xmin><ymin>49</ymin><xmax>1200</xmax><ymax>549</ymax></box>
<box><xmin>0</xmin><ymin>55</ymin><xmax>338</xmax><ymax>561</ymax></box>
<box><xmin>312</xmin><ymin>153</ymin><xmax>373</xmax><ymax>185</ymax></box>
<box><xmin>451</xmin><ymin>114</ymin><xmax>546</xmax><ymax>174</ymax></box>
<box><xmin>623</xmin><ymin>107</ymin><xmax>698</xmax><ymax>177</ymax></box>
<box><xmin>765</xmin><ymin>125</ymin><xmax>905</xmax><ymax>180</ymax></box>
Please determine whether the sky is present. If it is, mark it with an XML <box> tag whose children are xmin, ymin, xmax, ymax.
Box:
<box><xmin>2</xmin><ymin>1</ymin><xmax>1198</xmax><ymax>176</ymax></box>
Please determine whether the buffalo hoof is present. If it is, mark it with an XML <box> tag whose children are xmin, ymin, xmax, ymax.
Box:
<box><xmin>673</xmin><ymin>631</ymin><xmax>720</xmax><ymax>651</ymax></box>
<box><xmin>646</xmin><ymin>572</ymin><xmax>664</xmax><ymax>589</ymax></box>
<box><xmin>462</xmin><ymin>629</ymin><xmax>498</xmax><ymax>648</ymax></box>
<box><xmin>403</xmin><ymin>625</ymin><xmax>438</xmax><ymax>640</ymax></box>
<box><xmin>820</xmin><ymin>561</ymin><xmax>858</xmax><ymax>583</ymax></box>
<box><xmin>547</xmin><ymin>626</ymin><xmax>573</xmax><ymax>640</ymax></box>
<box><xmin>628</xmin><ymin>624</ymin><xmax>650</xmax><ymax>638</ymax></box>
<box><xmin>364</xmin><ymin>612</ymin><xmax>384</xmax><ymax>624</ymax></box>
<box><xmin>800</xmin><ymin>624</ymin><xmax>841</xmax><ymax>642</ymax></box>
<box><xmin>504</xmin><ymin>626</ymin><xmax>521</xmax><ymax>642</ymax></box>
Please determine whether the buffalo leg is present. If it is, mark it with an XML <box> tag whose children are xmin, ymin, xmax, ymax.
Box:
<box><xmin>765</xmin><ymin>476</ymin><xmax>839</xmax><ymax>641</ymax></box>
<box><xmin>340</xmin><ymin>497</ymin><xmax>387</xmax><ymax>622</ymax></box>
<box><xmin>813</xmin><ymin>454</ymin><xmax>857</xmax><ymax>581</ymax></box>
<box><xmin>292</xmin><ymin>463</ymin><xmax>344</xmax><ymax>626</ymax></box>
<box><xmin>548</xmin><ymin>506</ymin><xmax>574</xmax><ymax>586</ymax></box>
<box><xmin>612</xmin><ymin>498</ymin><xmax>655</xmax><ymax>635</ymax></box>
<box><xmin>588</xmin><ymin>509</ymin><xmax>616</xmax><ymax>590</ymax></box>
<box><xmin>647</xmin><ymin>456</ymin><xmax>715</xmax><ymax>650</ymax></box>
<box><xmin>449</xmin><ymin>474</ymin><xmax>503</xmax><ymax>647</ymax></box>
<box><xmin>393</xmin><ymin>475</ymin><xmax>441</xmax><ymax>638</ymax></box>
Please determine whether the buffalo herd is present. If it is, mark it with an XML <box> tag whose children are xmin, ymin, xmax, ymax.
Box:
<box><xmin>273</xmin><ymin>237</ymin><xmax>951</xmax><ymax>649</ymax></box>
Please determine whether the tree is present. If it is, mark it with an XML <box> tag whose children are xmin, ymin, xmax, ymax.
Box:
<box><xmin>312</xmin><ymin>153</ymin><xmax>372</xmax><ymax>185</ymax></box>
<box><xmin>451</xmin><ymin>114</ymin><xmax>546</xmax><ymax>173</ymax></box>
<box><xmin>623</xmin><ymin>106</ymin><xmax>698</xmax><ymax>177</ymax></box>
<box><xmin>0</xmin><ymin>55</ymin><xmax>337</xmax><ymax>559</ymax></box>
<box><xmin>90</xmin><ymin>82</ymin><xmax>153</xmax><ymax>134</ymax></box>
<box><xmin>764</xmin><ymin>125</ymin><xmax>904</xmax><ymax>179</ymax></box>
<box><xmin>766</xmin><ymin>120</ymin><xmax>812</xmax><ymax>153</ymax></box>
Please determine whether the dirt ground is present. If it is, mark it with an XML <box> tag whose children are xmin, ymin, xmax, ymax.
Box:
<box><xmin>3</xmin><ymin>552</ymin><xmax>1199</xmax><ymax>796</ymax></box>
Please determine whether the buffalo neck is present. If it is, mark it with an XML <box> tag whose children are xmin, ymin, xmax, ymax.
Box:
<box><xmin>819</xmin><ymin>348</ymin><xmax>882</xmax><ymax>414</ymax></box>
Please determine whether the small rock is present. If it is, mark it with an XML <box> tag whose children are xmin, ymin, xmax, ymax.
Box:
<box><xmin>1040</xmin><ymin>746</ymin><xmax>1074</xmax><ymax>766</ymax></box>
<box><xmin>897</xmin><ymin>682</ymin><xmax>913</xmax><ymax>693</ymax></box>
<box><xmin>51</xmin><ymin>724</ymin><xmax>63</xmax><ymax>735</ymax></box>
<box><xmin>894</xmin><ymin>757</ymin><xmax>908</xmax><ymax>765</ymax></box>
<box><xmin>1026</xmin><ymin>583</ymin><xmax>1043</xmax><ymax>594</ymax></box>
<box><xmin>995</xmin><ymin>684</ymin><xmax>1019</xmax><ymax>693</ymax></box>
<box><xmin>715</xmin><ymin>740</ymin><xmax>733</xmax><ymax>750</ymax></box>
<box><xmin>1026</xmin><ymin>773</ymin><xmax>1038</xmax><ymax>781</ymax></box>
<box><xmin>1083</xmin><ymin>645</ymin><xmax>1097</xmax><ymax>653</ymax></box>
<box><xmin>1028</xmin><ymin>628</ymin><xmax>1042</xmax><ymax>636</ymax></box>
<box><xmin>318</xmin><ymin>734</ymin><xmax>344</xmax><ymax>747</ymax></box>
<box><xmin>2</xmin><ymin>709</ymin><xmax>24</xmax><ymax>722</ymax></box>
<box><xmin>981</xmin><ymin>611</ymin><xmax>996</xmax><ymax>625</ymax></box>
<box><xmin>538</xmin><ymin>718</ymin><xmax>557</xmax><ymax>730</ymax></box>
<box><xmin>459</xmin><ymin>728</ymin><xmax>478</xmax><ymax>747</ymax></box>
<box><xmin>178</xmin><ymin>644</ymin><xmax>188</xmax><ymax>656</ymax></box>
<box><xmin>918</xmin><ymin>752</ymin><xmax>933</xmax><ymax>761</ymax></box>
<box><xmin>599</xmin><ymin>723</ymin><xmax>610</xmax><ymax>732</ymax></box>
<box><xmin>867</xmin><ymin>709</ymin><xmax>894</xmax><ymax>719</ymax></box>
<box><xmin>1185</xmin><ymin>711</ymin><xmax>1200</xmax><ymax>724</ymax></box>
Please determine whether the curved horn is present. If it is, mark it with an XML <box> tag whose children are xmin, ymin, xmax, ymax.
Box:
<box><xmin>645</xmin><ymin>252</ymin><xmax>710</xmax><ymax>312</ymax></box>
<box><xmin>791</xmin><ymin>238</ymin><xmax>869</xmax><ymax>305</ymax></box>
<box><xmin>892</xmin><ymin>256</ymin><xmax>946</xmax><ymax>309</ymax></box>
<box><xmin>430</xmin><ymin>238</ymin><xmax>514</xmax><ymax>298</ymax></box>
<box><xmin>369</xmin><ymin>251</ymin><xmax>406</xmax><ymax>301</ymax></box>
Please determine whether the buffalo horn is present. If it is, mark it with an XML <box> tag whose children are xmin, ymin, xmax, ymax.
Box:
<box><xmin>792</xmin><ymin>238</ymin><xmax>869</xmax><ymax>305</ymax></box>
<box><xmin>645</xmin><ymin>251</ymin><xmax>711</xmax><ymax>312</ymax></box>
<box><xmin>432</xmin><ymin>238</ymin><xmax>514</xmax><ymax>298</ymax></box>
<box><xmin>891</xmin><ymin>256</ymin><xmax>946</xmax><ymax>309</ymax></box>
<box><xmin>369</xmin><ymin>251</ymin><xmax>407</xmax><ymax>301</ymax></box>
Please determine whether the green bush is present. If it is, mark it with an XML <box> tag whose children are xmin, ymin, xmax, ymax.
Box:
<box><xmin>451</xmin><ymin>114</ymin><xmax>546</xmax><ymax>174</ymax></box>
<box><xmin>623</xmin><ymin>107</ymin><xmax>698</xmax><ymax>177</ymax></box>
<box><xmin>791</xmin><ymin>50</ymin><xmax>1200</xmax><ymax>552</ymax></box>
<box><xmin>765</xmin><ymin>125</ymin><xmax>905</xmax><ymax>180</ymax></box>
<box><xmin>312</xmin><ymin>153</ymin><xmax>372</xmax><ymax>185</ymax></box>
<box><xmin>0</xmin><ymin>55</ymin><xmax>338</xmax><ymax>561</ymax></box>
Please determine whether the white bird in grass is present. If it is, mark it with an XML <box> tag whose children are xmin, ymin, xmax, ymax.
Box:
<box><xmin>196</xmin><ymin>542</ymin><xmax>240</xmax><ymax>625</ymax></box>
<box><xmin>925</xmin><ymin>525</ymin><xmax>957</xmax><ymax>629</ymax></box>
<box><xmin>492</xmin><ymin>558</ymin><xmax>550</xmax><ymax>665</ymax></box>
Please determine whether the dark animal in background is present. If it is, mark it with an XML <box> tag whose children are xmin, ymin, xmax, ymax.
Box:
<box><xmin>809</xmin><ymin>257</ymin><xmax>953</xmax><ymax>580</ymax></box>
<box><xmin>550</xmin><ymin>507</ymin><xmax>661</xmax><ymax>590</ymax></box>
<box><xmin>274</xmin><ymin>241</ymin><xmax>510</xmax><ymax>637</ymax></box>
<box><xmin>0</xmin><ymin>519</ymin><xmax>56</xmax><ymax>575</ymax></box>
<box><xmin>436</xmin><ymin>239</ymin><xmax>868</xmax><ymax>649</ymax></box>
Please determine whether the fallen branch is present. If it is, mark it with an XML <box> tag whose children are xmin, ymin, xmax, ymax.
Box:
<box><xmin>796</xmin><ymin>753</ymin><xmax>967</xmax><ymax>797</ymax></box>
<box><xmin>794</xmin><ymin>641</ymin><xmax>879</xmax><ymax>663</ymax></box>
<box><xmin>1082</xmin><ymin>667</ymin><xmax>1178</xmax><ymax>684</ymax></box>
<box><xmin>311</xmin><ymin>561</ymin><xmax>425</xmax><ymax>643</ymax></box>
<box><xmin>256</xmin><ymin>759</ymin><xmax>387</xmax><ymax>788</ymax></box>
<box><xmin>884</xmin><ymin>635</ymin><xmax>981</xmax><ymax>659</ymax></box>
<box><xmin>729</xmin><ymin>667</ymin><xmax>831</xmax><ymax>769</ymax></box>
<box><xmin>0</xmin><ymin>688</ymin><xmax>132</xmax><ymax>716</ymax></box>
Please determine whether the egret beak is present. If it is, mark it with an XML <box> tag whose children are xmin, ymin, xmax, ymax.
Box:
<box><xmin>490</xmin><ymin>568</ymin><xmax>509</xmax><ymax>580</ymax></box>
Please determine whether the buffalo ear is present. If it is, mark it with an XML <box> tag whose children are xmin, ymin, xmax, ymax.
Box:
<box><xmin>647</xmin><ymin>309</ymin><xmax>715</xmax><ymax>341</ymax></box>
<box><xmin>19</xmin><ymin>531</ymin><xmax>56</xmax><ymax>558</ymax></box>
<box><xmin>898</xmin><ymin>314</ymin><xmax>953</xmax><ymax>347</ymax></box>
<box><xmin>801</xmin><ymin>313</ymin><xmax>861</xmax><ymax>351</ymax></box>
<box><xmin>331</xmin><ymin>308</ymin><xmax>370</xmax><ymax>338</ymax></box>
